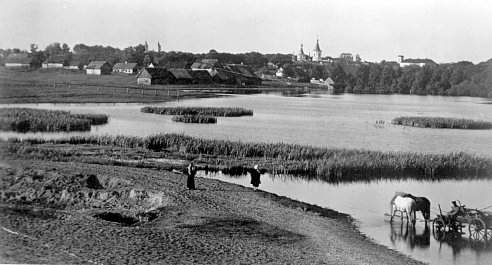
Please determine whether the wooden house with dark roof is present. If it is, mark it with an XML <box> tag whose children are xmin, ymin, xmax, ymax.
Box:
<box><xmin>225</xmin><ymin>64</ymin><xmax>262</xmax><ymax>85</ymax></box>
<box><xmin>42</xmin><ymin>55</ymin><xmax>66</xmax><ymax>69</ymax></box>
<box><xmin>190</xmin><ymin>58</ymin><xmax>221</xmax><ymax>77</ymax></box>
<box><xmin>136</xmin><ymin>67</ymin><xmax>172</xmax><ymax>85</ymax></box>
<box><xmin>4</xmin><ymin>53</ymin><xmax>32</xmax><ymax>69</ymax></box>
<box><xmin>86</xmin><ymin>61</ymin><xmax>112</xmax><ymax>75</ymax></box>
<box><xmin>212</xmin><ymin>69</ymin><xmax>236</xmax><ymax>85</ymax></box>
<box><xmin>113</xmin><ymin>62</ymin><xmax>138</xmax><ymax>74</ymax></box>
<box><xmin>168</xmin><ymin>68</ymin><xmax>193</xmax><ymax>84</ymax></box>
<box><xmin>188</xmin><ymin>70</ymin><xmax>212</xmax><ymax>84</ymax></box>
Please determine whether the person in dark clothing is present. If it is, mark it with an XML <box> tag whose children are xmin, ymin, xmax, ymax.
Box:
<box><xmin>186</xmin><ymin>162</ymin><xmax>196</xmax><ymax>190</ymax></box>
<box><xmin>250</xmin><ymin>164</ymin><xmax>261</xmax><ymax>191</ymax></box>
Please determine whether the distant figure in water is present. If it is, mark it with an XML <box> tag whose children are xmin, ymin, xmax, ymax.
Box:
<box><xmin>250</xmin><ymin>164</ymin><xmax>261</xmax><ymax>191</ymax></box>
<box><xmin>186</xmin><ymin>162</ymin><xmax>196</xmax><ymax>190</ymax></box>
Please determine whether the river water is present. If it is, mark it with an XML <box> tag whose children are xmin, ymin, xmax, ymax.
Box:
<box><xmin>1</xmin><ymin>92</ymin><xmax>492</xmax><ymax>264</ymax></box>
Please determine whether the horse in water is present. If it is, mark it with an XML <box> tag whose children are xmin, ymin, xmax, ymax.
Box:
<box><xmin>391</xmin><ymin>195</ymin><xmax>417</xmax><ymax>225</ymax></box>
<box><xmin>390</xmin><ymin>192</ymin><xmax>431</xmax><ymax>225</ymax></box>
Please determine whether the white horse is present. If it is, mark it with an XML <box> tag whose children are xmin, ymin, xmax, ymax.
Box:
<box><xmin>390</xmin><ymin>195</ymin><xmax>417</xmax><ymax>225</ymax></box>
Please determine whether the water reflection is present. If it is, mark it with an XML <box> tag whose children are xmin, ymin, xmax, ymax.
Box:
<box><xmin>202</xmin><ymin>170</ymin><xmax>492</xmax><ymax>264</ymax></box>
<box><xmin>390</xmin><ymin>222</ymin><xmax>430</xmax><ymax>249</ymax></box>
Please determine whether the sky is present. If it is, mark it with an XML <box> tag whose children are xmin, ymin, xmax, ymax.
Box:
<box><xmin>1</xmin><ymin>0</ymin><xmax>492</xmax><ymax>63</ymax></box>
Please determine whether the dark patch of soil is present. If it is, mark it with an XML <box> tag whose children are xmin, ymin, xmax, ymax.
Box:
<box><xmin>93</xmin><ymin>212</ymin><xmax>139</xmax><ymax>226</ymax></box>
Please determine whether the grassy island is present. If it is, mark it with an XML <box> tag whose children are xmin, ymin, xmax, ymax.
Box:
<box><xmin>172</xmin><ymin>115</ymin><xmax>217</xmax><ymax>124</ymax></box>
<box><xmin>141</xmin><ymin>106</ymin><xmax>253</xmax><ymax>117</ymax></box>
<box><xmin>392</xmin><ymin>116</ymin><xmax>492</xmax><ymax>129</ymax></box>
<box><xmin>0</xmin><ymin>108</ymin><xmax>108</xmax><ymax>133</ymax></box>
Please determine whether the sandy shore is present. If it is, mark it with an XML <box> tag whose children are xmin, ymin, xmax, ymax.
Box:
<box><xmin>0</xmin><ymin>159</ymin><xmax>423</xmax><ymax>265</ymax></box>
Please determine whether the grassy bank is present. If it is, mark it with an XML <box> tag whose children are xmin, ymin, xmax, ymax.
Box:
<box><xmin>141</xmin><ymin>106</ymin><xmax>253</xmax><ymax>117</ymax></box>
<box><xmin>392</xmin><ymin>116</ymin><xmax>492</xmax><ymax>129</ymax></box>
<box><xmin>8</xmin><ymin>134</ymin><xmax>492</xmax><ymax>182</ymax></box>
<box><xmin>0</xmin><ymin>108</ymin><xmax>108</xmax><ymax>132</ymax></box>
<box><xmin>172</xmin><ymin>115</ymin><xmax>217</xmax><ymax>124</ymax></box>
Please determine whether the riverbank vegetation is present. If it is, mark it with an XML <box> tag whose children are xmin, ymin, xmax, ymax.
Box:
<box><xmin>141</xmin><ymin>106</ymin><xmax>253</xmax><ymax>117</ymax></box>
<box><xmin>392</xmin><ymin>116</ymin><xmax>492</xmax><ymax>129</ymax></box>
<box><xmin>7</xmin><ymin>134</ymin><xmax>491</xmax><ymax>182</ymax></box>
<box><xmin>171</xmin><ymin>115</ymin><xmax>217</xmax><ymax>124</ymax></box>
<box><xmin>0</xmin><ymin>108</ymin><xmax>108</xmax><ymax>132</ymax></box>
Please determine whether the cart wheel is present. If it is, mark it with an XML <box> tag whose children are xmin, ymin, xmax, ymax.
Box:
<box><xmin>433</xmin><ymin>218</ymin><xmax>446</xmax><ymax>240</ymax></box>
<box><xmin>469</xmin><ymin>218</ymin><xmax>487</xmax><ymax>242</ymax></box>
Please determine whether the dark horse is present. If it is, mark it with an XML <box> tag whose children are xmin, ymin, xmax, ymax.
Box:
<box><xmin>391</xmin><ymin>192</ymin><xmax>431</xmax><ymax>225</ymax></box>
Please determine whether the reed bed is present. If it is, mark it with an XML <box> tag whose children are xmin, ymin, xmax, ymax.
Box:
<box><xmin>141</xmin><ymin>106</ymin><xmax>253</xmax><ymax>117</ymax></box>
<box><xmin>0</xmin><ymin>108</ymin><xmax>108</xmax><ymax>133</ymax></box>
<box><xmin>392</xmin><ymin>116</ymin><xmax>492</xmax><ymax>129</ymax></box>
<box><xmin>172</xmin><ymin>115</ymin><xmax>217</xmax><ymax>124</ymax></box>
<box><xmin>10</xmin><ymin>133</ymin><xmax>492</xmax><ymax>181</ymax></box>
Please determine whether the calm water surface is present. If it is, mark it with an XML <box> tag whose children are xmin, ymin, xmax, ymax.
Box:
<box><xmin>1</xmin><ymin>93</ymin><xmax>491</xmax><ymax>156</ymax></box>
<box><xmin>201</xmin><ymin>171</ymin><xmax>492</xmax><ymax>265</ymax></box>
<box><xmin>2</xmin><ymin>93</ymin><xmax>492</xmax><ymax>264</ymax></box>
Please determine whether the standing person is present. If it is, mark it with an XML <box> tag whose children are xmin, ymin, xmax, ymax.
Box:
<box><xmin>186</xmin><ymin>162</ymin><xmax>196</xmax><ymax>190</ymax></box>
<box><xmin>250</xmin><ymin>164</ymin><xmax>261</xmax><ymax>191</ymax></box>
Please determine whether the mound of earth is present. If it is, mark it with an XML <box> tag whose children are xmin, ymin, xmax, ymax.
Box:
<box><xmin>0</xmin><ymin>168</ymin><xmax>171</xmax><ymax>221</ymax></box>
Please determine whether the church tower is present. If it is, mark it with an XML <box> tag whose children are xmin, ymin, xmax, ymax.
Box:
<box><xmin>313</xmin><ymin>39</ymin><xmax>322</xmax><ymax>62</ymax></box>
<box><xmin>297</xmin><ymin>44</ymin><xmax>307</xmax><ymax>62</ymax></box>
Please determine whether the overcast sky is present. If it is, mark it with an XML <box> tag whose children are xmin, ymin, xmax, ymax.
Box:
<box><xmin>1</xmin><ymin>0</ymin><xmax>491</xmax><ymax>63</ymax></box>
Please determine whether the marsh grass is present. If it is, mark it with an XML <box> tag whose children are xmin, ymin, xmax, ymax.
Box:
<box><xmin>172</xmin><ymin>115</ymin><xmax>217</xmax><ymax>124</ymax></box>
<box><xmin>141</xmin><ymin>106</ymin><xmax>253</xmax><ymax>117</ymax></box>
<box><xmin>10</xmin><ymin>133</ymin><xmax>492</xmax><ymax>181</ymax></box>
<box><xmin>392</xmin><ymin>116</ymin><xmax>492</xmax><ymax>129</ymax></box>
<box><xmin>0</xmin><ymin>108</ymin><xmax>108</xmax><ymax>133</ymax></box>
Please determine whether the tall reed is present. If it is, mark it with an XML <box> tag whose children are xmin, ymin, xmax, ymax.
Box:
<box><xmin>141</xmin><ymin>106</ymin><xmax>253</xmax><ymax>117</ymax></box>
<box><xmin>0</xmin><ymin>108</ymin><xmax>109</xmax><ymax>132</ymax></box>
<box><xmin>392</xmin><ymin>116</ymin><xmax>492</xmax><ymax>129</ymax></box>
<box><xmin>172</xmin><ymin>115</ymin><xmax>217</xmax><ymax>124</ymax></box>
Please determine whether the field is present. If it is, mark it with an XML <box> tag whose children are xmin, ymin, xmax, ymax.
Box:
<box><xmin>0</xmin><ymin>108</ymin><xmax>108</xmax><ymax>132</ymax></box>
<box><xmin>392</xmin><ymin>116</ymin><xmax>492</xmax><ymax>129</ymax></box>
<box><xmin>0</xmin><ymin>68</ymin><xmax>313</xmax><ymax>104</ymax></box>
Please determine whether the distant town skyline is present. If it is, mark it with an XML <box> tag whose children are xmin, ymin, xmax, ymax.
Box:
<box><xmin>1</xmin><ymin>0</ymin><xmax>492</xmax><ymax>63</ymax></box>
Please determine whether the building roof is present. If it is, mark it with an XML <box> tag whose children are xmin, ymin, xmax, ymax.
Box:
<box><xmin>226</xmin><ymin>64</ymin><xmax>258</xmax><ymax>78</ymax></box>
<box><xmin>188</xmin><ymin>69</ymin><xmax>211</xmax><ymax>79</ymax></box>
<box><xmin>86</xmin><ymin>61</ymin><xmax>110</xmax><ymax>69</ymax></box>
<box><xmin>113</xmin><ymin>62</ymin><xmax>138</xmax><ymax>70</ymax></box>
<box><xmin>402</xmin><ymin>58</ymin><xmax>436</xmax><ymax>64</ymax></box>
<box><xmin>314</xmin><ymin>39</ymin><xmax>321</xmax><ymax>53</ymax></box>
<box><xmin>44</xmin><ymin>54</ymin><xmax>65</xmax><ymax>64</ymax></box>
<box><xmin>191</xmin><ymin>59</ymin><xmax>221</xmax><ymax>69</ymax></box>
<box><xmin>136</xmin><ymin>67</ymin><xmax>169</xmax><ymax>79</ymax></box>
<box><xmin>5</xmin><ymin>53</ymin><xmax>32</xmax><ymax>64</ymax></box>
<box><xmin>168</xmin><ymin>68</ymin><xmax>193</xmax><ymax>79</ymax></box>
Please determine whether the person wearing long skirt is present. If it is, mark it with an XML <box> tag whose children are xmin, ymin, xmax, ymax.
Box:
<box><xmin>186</xmin><ymin>162</ymin><xmax>196</xmax><ymax>190</ymax></box>
<box><xmin>250</xmin><ymin>164</ymin><xmax>261</xmax><ymax>191</ymax></box>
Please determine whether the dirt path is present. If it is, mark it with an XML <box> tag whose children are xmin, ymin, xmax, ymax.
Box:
<box><xmin>0</xmin><ymin>160</ymin><xmax>423</xmax><ymax>265</ymax></box>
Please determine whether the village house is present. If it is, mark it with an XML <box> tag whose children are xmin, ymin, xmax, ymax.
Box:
<box><xmin>397</xmin><ymin>55</ymin><xmax>436</xmax><ymax>67</ymax></box>
<box><xmin>191</xmin><ymin>58</ymin><xmax>221</xmax><ymax>77</ymax></box>
<box><xmin>136</xmin><ymin>67</ymin><xmax>171</xmax><ymax>85</ymax></box>
<box><xmin>86</xmin><ymin>61</ymin><xmax>112</xmax><ymax>75</ymax></box>
<box><xmin>42</xmin><ymin>55</ymin><xmax>65</xmax><ymax>69</ymax></box>
<box><xmin>168</xmin><ymin>68</ymin><xmax>193</xmax><ymax>84</ymax></box>
<box><xmin>4</xmin><ymin>53</ymin><xmax>32</xmax><ymax>69</ymax></box>
<box><xmin>225</xmin><ymin>64</ymin><xmax>262</xmax><ymax>86</ymax></box>
<box><xmin>188</xmin><ymin>70</ymin><xmax>212</xmax><ymax>84</ymax></box>
<box><xmin>64</xmin><ymin>57</ymin><xmax>85</xmax><ymax>70</ymax></box>
<box><xmin>212</xmin><ymin>69</ymin><xmax>236</xmax><ymax>84</ymax></box>
<box><xmin>112</xmin><ymin>62</ymin><xmax>138</xmax><ymax>74</ymax></box>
